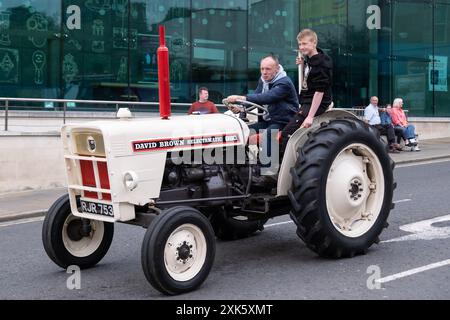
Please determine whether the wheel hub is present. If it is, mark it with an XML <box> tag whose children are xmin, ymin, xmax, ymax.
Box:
<box><xmin>67</xmin><ymin>220</ymin><xmax>83</xmax><ymax>241</ymax></box>
<box><xmin>349</xmin><ymin>179</ymin><xmax>364</xmax><ymax>201</ymax></box>
<box><xmin>177</xmin><ymin>241</ymin><xmax>193</xmax><ymax>262</ymax></box>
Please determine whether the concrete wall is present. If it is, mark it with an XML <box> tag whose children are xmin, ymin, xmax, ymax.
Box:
<box><xmin>0</xmin><ymin>133</ymin><xmax>66</xmax><ymax>193</ymax></box>
<box><xmin>410</xmin><ymin>118</ymin><xmax>450</xmax><ymax>140</ymax></box>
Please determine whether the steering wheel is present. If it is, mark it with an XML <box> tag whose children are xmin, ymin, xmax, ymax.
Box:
<box><xmin>222</xmin><ymin>98</ymin><xmax>268</xmax><ymax>116</ymax></box>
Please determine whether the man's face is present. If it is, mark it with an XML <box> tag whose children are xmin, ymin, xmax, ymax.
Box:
<box><xmin>199</xmin><ymin>90</ymin><xmax>209</xmax><ymax>101</ymax></box>
<box><xmin>298</xmin><ymin>36</ymin><xmax>317</xmax><ymax>56</ymax></box>
<box><xmin>371</xmin><ymin>97</ymin><xmax>379</xmax><ymax>106</ymax></box>
<box><xmin>260</xmin><ymin>58</ymin><xmax>279</xmax><ymax>82</ymax></box>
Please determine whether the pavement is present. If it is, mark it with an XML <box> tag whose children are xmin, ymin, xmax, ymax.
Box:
<box><xmin>1</xmin><ymin>137</ymin><xmax>450</xmax><ymax>223</ymax></box>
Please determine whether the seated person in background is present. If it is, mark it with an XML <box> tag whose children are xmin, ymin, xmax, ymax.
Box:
<box><xmin>388</xmin><ymin>98</ymin><xmax>420</xmax><ymax>151</ymax></box>
<box><xmin>385</xmin><ymin>104</ymin><xmax>404</xmax><ymax>145</ymax></box>
<box><xmin>364</xmin><ymin>96</ymin><xmax>401</xmax><ymax>153</ymax></box>
<box><xmin>188</xmin><ymin>87</ymin><xmax>219</xmax><ymax>114</ymax></box>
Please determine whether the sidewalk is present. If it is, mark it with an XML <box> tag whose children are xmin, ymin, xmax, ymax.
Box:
<box><xmin>1</xmin><ymin>137</ymin><xmax>450</xmax><ymax>223</ymax></box>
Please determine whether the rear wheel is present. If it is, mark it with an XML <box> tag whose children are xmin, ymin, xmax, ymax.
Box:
<box><xmin>288</xmin><ymin>119</ymin><xmax>395</xmax><ymax>258</ymax></box>
<box><xmin>141</xmin><ymin>206</ymin><xmax>215</xmax><ymax>295</ymax></box>
<box><xmin>42</xmin><ymin>194</ymin><xmax>114</xmax><ymax>269</ymax></box>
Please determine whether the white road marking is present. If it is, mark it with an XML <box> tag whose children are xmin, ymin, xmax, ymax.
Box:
<box><xmin>396</xmin><ymin>158</ymin><xmax>450</xmax><ymax>168</ymax></box>
<box><xmin>0</xmin><ymin>217</ymin><xmax>44</xmax><ymax>228</ymax></box>
<box><xmin>376</xmin><ymin>259</ymin><xmax>450</xmax><ymax>284</ymax></box>
<box><xmin>382</xmin><ymin>214</ymin><xmax>450</xmax><ymax>243</ymax></box>
<box><xmin>393</xmin><ymin>199</ymin><xmax>411</xmax><ymax>204</ymax></box>
<box><xmin>265</xmin><ymin>221</ymin><xmax>294</xmax><ymax>228</ymax></box>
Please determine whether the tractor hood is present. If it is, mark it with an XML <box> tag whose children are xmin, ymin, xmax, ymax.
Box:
<box><xmin>63</xmin><ymin>113</ymin><xmax>250</xmax><ymax>158</ymax></box>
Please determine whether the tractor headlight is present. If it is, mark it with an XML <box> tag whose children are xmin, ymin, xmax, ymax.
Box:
<box><xmin>123</xmin><ymin>171</ymin><xmax>139</xmax><ymax>191</ymax></box>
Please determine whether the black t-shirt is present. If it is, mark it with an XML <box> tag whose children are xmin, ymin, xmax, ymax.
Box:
<box><xmin>299</xmin><ymin>48</ymin><xmax>333</xmax><ymax>109</ymax></box>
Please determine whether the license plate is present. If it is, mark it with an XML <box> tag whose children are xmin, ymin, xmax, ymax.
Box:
<box><xmin>80</xmin><ymin>200</ymin><xmax>114</xmax><ymax>217</ymax></box>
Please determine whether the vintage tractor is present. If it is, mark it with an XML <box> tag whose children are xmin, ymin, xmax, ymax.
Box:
<box><xmin>42</xmin><ymin>27</ymin><xmax>395</xmax><ymax>296</ymax></box>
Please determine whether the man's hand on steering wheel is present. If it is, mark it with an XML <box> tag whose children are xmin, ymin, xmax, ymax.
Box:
<box><xmin>226</xmin><ymin>95</ymin><xmax>246</xmax><ymax>103</ymax></box>
<box><xmin>224</xmin><ymin>95</ymin><xmax>246</xmax><ymax>114</ymax></box>
<box><xmin>223</xmin><ymin>96</ymin><xmax>268</xmax><ymax>115</ymax></box>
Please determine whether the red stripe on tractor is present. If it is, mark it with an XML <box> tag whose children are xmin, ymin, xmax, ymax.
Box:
<box><xmin>80</xmin><ymin>160</ymin><xmax>111</xmax><ymax>201</ymax></box>
<box><xmin>98</xmin><ymin>162</ymin><xmax>111</xmax><ymax>201</ymax></box>
<box><xmin>80</xmin><ymin>160</ymin><xmax>97</xmax><ymax>199</ymax></box>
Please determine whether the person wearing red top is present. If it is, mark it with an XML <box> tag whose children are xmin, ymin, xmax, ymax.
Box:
<box><xmin>188</xmin><ymin>87</ymin><xmax>219</xmax><ymax>115</ymax></box>
<box><xmin>388</xmin><ymin>98</ymin><xmax>420</xmax><ymax>151</ymax></box>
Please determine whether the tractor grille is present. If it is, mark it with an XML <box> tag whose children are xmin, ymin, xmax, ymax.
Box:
<box><xmin>79</xmin><ymin>159</ymin><xmax>111</xmax><ymax>201</ymax></box>
<box><xmin>65</xmin><ymin>131</ymin><xmax>112</xmax><ymax>202</ymax></box>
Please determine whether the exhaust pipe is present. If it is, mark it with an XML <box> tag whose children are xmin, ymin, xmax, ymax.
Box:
<box><xmin>158</xmin><ymin>25</ymin><xmax>171</xmax><ymax>119</ymax></box>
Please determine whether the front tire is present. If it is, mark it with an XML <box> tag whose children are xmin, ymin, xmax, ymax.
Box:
<box><xmin>42</xmin><ymin>194</ymin><xmax>114</xmax><ymax>269</ymax></box>
<box><xmin>141</xmin><ymin>206</ymin><xmax>216</xmax><ymax>295</ymax></box>
<box><xmin>288</xmin><ymin>119</ymin><xmax>395</xmax><ymax>258</ymax></box>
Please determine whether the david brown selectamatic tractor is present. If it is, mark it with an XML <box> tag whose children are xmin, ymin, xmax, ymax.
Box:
<box><xmin>42</xmin><ymin>27</ymin><xmax>395</xmax><ymax>295</ymax></box>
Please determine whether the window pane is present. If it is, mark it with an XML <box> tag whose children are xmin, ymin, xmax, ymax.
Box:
<box><xmin>0</xmin><ymin>1</ymin><xmax>61</xmax><ymax>102</ymax></box>
<box><xmin>130</xmin><ymin>0</ymin><xmax>191</xmax><ymax>108</ymax></box>
<box><xmin>392</xmin><ymin>1</ymin><xmax>433</xmax><ymax>116</ymax></box>
<box><xmin>434</xmin><ymin>4</ymin><xmax>450</xmax><ymax>116</ymax></box>
<box><xmin>191</xmin><ymin>0</ymin><xmax>247</xmax><ymax>104</ymax></box>
<box><xmin>248</xmin><ymin>0</ymin><xmax>299</xmax><ymax>94</ymax></box>
<box><xmin>62</xmin><ymin>0</ymin><xmax>130</xmax><ymax>107</ymax></box>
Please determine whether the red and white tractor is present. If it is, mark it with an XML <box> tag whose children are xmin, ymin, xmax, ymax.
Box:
<box><xmin>42</xmin><ymin>27</ymin><xmax>395</xmax><ymax>295</ymax></box>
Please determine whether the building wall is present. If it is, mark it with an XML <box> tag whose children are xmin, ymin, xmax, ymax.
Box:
<box><xmin>0</xmin><ymin>0</ymin><xmax>448</xmax><ymax>116</ymax></box>
<box><xmin>0</xmin><ymin>134</ymin><xmax>65</xmax><ymax>193</ymax></box>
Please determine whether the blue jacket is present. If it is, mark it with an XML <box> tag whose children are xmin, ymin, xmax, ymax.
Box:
<box><xmin>246</xmin><ymin>76</ymin><xmax>299</xmax><ymax>125</ymax></box>
<box><xmin>380</xmin><ymin>111</ymin><xmax>392</xmax><ymax>126</ymax></box>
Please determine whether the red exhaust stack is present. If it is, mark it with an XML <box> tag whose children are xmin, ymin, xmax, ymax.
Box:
<box><xmin>157</xmin><ymin>25</ymin><xmax>171</xmax><ymax>119</ymax></box>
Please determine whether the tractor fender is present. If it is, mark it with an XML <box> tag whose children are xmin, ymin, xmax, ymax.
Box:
<box><xmin>277</xmin><ymin>109</ymin><xmax>358</xmax><ymax>196</ymax></box>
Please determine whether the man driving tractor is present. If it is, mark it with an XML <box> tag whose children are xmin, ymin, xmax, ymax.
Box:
<box><xmin>226</xmin><ymin>55</ymin><xmax>298</xmax><ymax>186</ymax></box>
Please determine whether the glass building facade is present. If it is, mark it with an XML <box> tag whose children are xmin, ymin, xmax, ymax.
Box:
<box><xmin>0</xmin><ymin>0</ymin><xmax>449</xmax><ymax>116</ymax></box>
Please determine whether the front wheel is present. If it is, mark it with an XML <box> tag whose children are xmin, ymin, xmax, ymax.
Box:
<box><xmin>141</xmin><ymin>206</ymin><xmax>216</xmax><ymax>295</ymax></box>
<box><xmin>42</xmin><ymin>194</ymin><xmax>114</xmax><ymax>269</ymax></box>
<box><xmin>288</xmin><ymin>119</ymin><xmax>395</xmax><ymax>258</ymax></box>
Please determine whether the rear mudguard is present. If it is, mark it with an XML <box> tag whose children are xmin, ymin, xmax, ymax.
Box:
<box><xmin>277</xmin><ymin>109</ymin><xmax>358</xmax><ymax>196</ymax></box>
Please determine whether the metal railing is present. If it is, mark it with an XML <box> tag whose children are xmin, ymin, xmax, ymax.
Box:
<box><xmin>339</xmin><ymin>107</ymin><xmax>366</xmax><ymax>119</ymax></box>
<box><xmin>0</xmin><ymin>97</ymin><xmax>407</xmax><ymax>132</ymax></box>
<box><xmin>339</xmin><ymin>107</ymin><xmax>409</xmax><ymax>121</ymax></box>
<box><xmin>0</xmin><ymin>97</ymin><xmax>202</xmax><ymax>131</ymax></box>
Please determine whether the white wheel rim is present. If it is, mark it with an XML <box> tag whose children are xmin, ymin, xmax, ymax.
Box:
<box><xmin>164</xmin><ymin>224</ymin><xmax>207</xmax><ymax>282</ymax></box>
<box><xmin>62</xmin><ymin>214</ymin><xmax>105</xmax><ymax>257</ymax></box>
<box><xmin>325</xmin><ymin>143</ymin><xmax>385</xmax><ymax>238</ymax></box>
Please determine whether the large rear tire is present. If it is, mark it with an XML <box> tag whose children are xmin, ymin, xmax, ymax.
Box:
<box><xmin>42</xmin><ymin>194</ymin><xmax>114</xmax><ymax>269</ymax></box>
<box><xmin>288</xmin><ymin>119</ymin><xmax>395</xmax><ymax>258</ymax></box>
<box><xmin>141</xmin><ymin>206</ymin><xmax>216</xmax><ymax>295</ymax></box>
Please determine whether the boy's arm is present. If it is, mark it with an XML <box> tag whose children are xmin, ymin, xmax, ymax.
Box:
<box><xmin>303</xmin><ymin>92</ymin><xmax>324</xmax><ymax>128</ymax></box>
<box><xmin>303</xmin><ymin>63</ymin><xmax>331</xmax><ymax>128</ymax></box>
